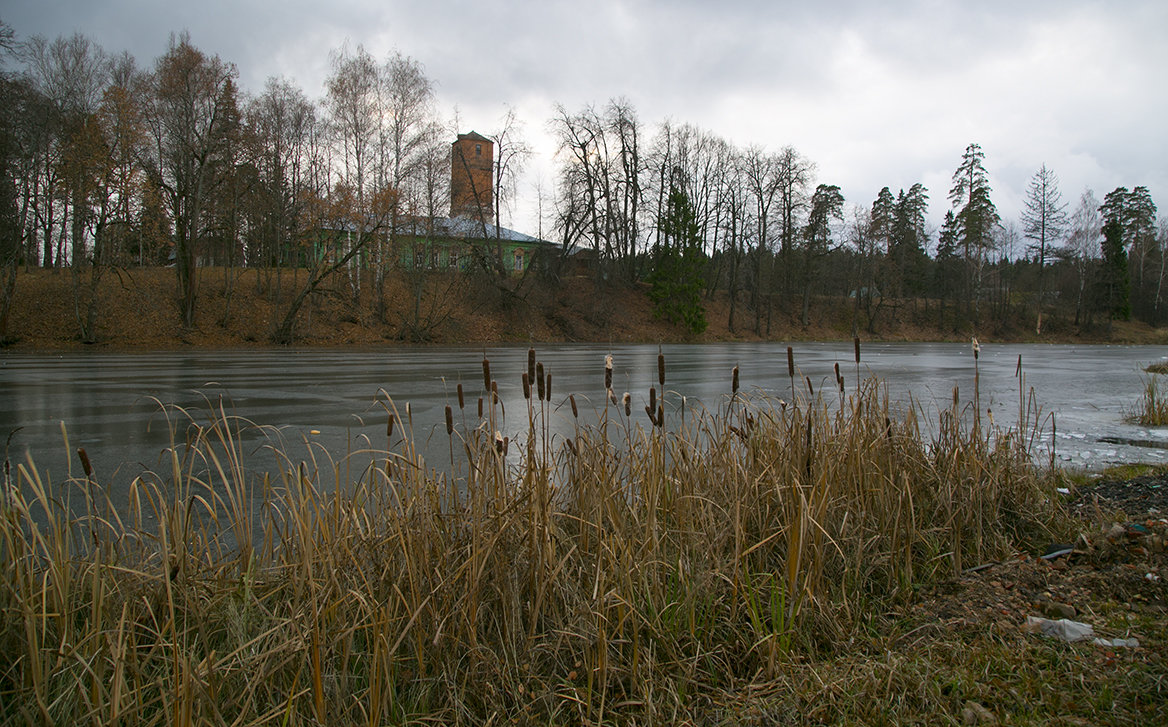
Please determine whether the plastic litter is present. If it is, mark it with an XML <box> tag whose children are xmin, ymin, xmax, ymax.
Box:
<box><xmin>1024</xmin><ymin>616</ymin><xmax>1095</xmax><ymax>642</ymax></box>
<box><xmin>1093</xmin><ymin>637</ymin><xmax>1140</xmax><ymax>648</ymax></box>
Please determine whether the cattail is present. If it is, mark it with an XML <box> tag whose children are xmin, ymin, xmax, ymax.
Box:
<box><xmin>536</xmin><ymin>362</ymin><xmax>545</xmax><ymax>400</ymax></box>
<box><xmin>854</xmin><ymin>336</ymin><xmax>861</xmax><ymax>364</ymax></box>
<box><xmin>478</xmin><ymin>397</ymin><xmax>483</xmax><ymax>418</ymax></box>
<box><xmin>649</xmin><ymin>386</ymin><xmax>657</xmax><ymax>413</ymax></box>
<box><xmin>732</xmin><ymin>366</ymin><xmax>740</xmax><ymax>396</ymax></box>
<box><xmin>1016</xmin><ymin>354</ymin><xmax>1022</xmax><ymax>377</ymax></box>
<box><xmin>605</xmin><ymin>354</ymin><xmax>613</xmax><ymax>391</ymax></box>
<box><xmin>971</xmin><ymin>337</ymin><xmax>980</xmax><ymax>360</ymax></box>
<box><xmin>569</xmin><ymin>394</ymin><xmax>578</xmax><ymax>419</ymax></box>
<box><xmin>656</xmin><ymin>403</ymin><xmax>664</xmax><ymax>428</ymax></box>
<box><xmin>834</xmin><ymin>362</ymin><xmax>840</xmax><ymax>384</ymax></box>
<box><xmin>658</xmin><ymin>350</ymin><xmax>666</xmax><ymax>387</ymax></box>
<box><xmin>645</xmin><ymin>405</ymin><xmax>656</xmax><ymax>425</ymax></box>
<box><xmin>522</xmin><ymin>372</ymin><xmax>531</xmax><ymax>399</ymax></box>
<box><xmin>77</xmin><ymin>447</ymin><xmax>93</xmax><ymax>480</ymax></box>
<box><xmin>482</xmin><ymin>356</ymin><xmax>491</xmax><ymax>391</ymax></box>
<box><xmin>503</xmin><ymin>436</ymin><xmax>510</xmax><ymax>456</ymax></box>
<box><xmin>528</xmin><ymin>347</ymin><xmax>536</xmax><ymax>386</ymax></box>
<box><xmin>494</xmin><ymin>431</ymin><xmax>504</xmax><ymax>454</ymax></box>
<box><xmin>838</xmin><ymin>375</ymin><xmax>845</xmax><ymax>394</ymax></box>
<box><xmin>609</xmin><ymin>388</ymin><xmax>618</xmax><ymax>407</ymax></box>
<box><xmin>806</xmin><ymin>376</ymin><xmax>814</xmax><ymax>396</ymax></box>
<box><xmin>457</xmin><ymin>383</ymin><xmax>465</xmax><ymax>410</ymax></box>
<box><xmin>445</xmin><ymin>405</ymin><xmax>453</xmax><ymax>435</ymax></box>
<box><xmin>387</xmin><ymin>413</ymin><xmax>396</xmax><ymax>439</ymax></box>
<box><xmin>622</xmin><ymin>392</ymin><xmax>631</xmax><ymax>417</ymax></box>
<box><xmin>787</xmin><ymin>346</ymin><xmax>795</xmax><ymax>378</ymax></box>
<box><xmin>545</xmin><ymin>373</ymin><xmax>552</xmax><ymax>402</ymax></box>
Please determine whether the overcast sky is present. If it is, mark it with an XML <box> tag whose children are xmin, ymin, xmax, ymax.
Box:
<box><xmin>5</xmin><ymin>0</ymin><xmax>1166</xmax><ymax>244</ymax></box>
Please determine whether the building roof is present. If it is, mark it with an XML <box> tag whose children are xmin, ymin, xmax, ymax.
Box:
<box><xmin>400</xmin><ymin>215</ymin><xmax>555</xmax><ymax>246</ymax></box>
<box><xmin>457</xmin><ymin>130</ymin><xmax>491</xmax><ymax>143</ymax></box>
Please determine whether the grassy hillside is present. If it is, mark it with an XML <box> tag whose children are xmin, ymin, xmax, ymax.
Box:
<box><xmin>3</xmin><ymin>266</ymin><xmax>1166</xmax><ymax>350</ymax></box>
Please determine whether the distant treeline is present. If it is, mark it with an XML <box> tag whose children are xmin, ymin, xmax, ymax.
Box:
<box><xmin>0</xmin><ymin>21</ymin><xmax>1161</xmax><ymax>344</ymax></box>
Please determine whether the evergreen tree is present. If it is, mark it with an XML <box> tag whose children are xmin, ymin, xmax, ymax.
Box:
<box><xmin>800</xmin><ymin>183</ymin><xmax>844</xmax><ymax>325</ymax></box>
<box><xmin>647</xmin><ymin>184</ymin><xmax>707</xmax><ymax>334</ymax></box>
<box><xmin>948</xmin><ymin>143</ymin><xmax>1000</xmax><ymax>316</ymax></box>
<box><xmin>1100</xmin><ymin>214</ymin><xmax>1130</xmax><ymax>320</ymax></box>
<box><xmin>890</xmin><ymin>183</ymin><xmax>929</xmax><ymax>295</ymax></box>
<box><xmin>1099</xmin><ymin>186</ymin><xmax>1158</xmax><ymax>321</ymax></box>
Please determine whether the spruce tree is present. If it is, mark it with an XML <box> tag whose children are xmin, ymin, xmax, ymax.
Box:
<box><xmin>648</xmin><ymin>185</ymin><xmax>707</xmax><ymax>334</ymax></box>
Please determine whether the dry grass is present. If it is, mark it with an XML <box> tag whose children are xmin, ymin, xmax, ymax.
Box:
<box><xmin>0</xmin><ymin>350</ymin><xmax>1066</xmax><ymax>725</ymax></box>
<box><xmin>1133</xmin><ymin>373</ymin><xmax>1168</xmax><ymax>426</ymax></box>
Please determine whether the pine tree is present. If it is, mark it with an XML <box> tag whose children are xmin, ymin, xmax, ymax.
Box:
<box><xmin>647</xmin><ymin>184</ymin><xmax>707</xmax><ymax>334</ymax></box>
<box><xmin>948</xmin><ymin>143</ymin><xmax>1000</xmax><ymax>317</ymax></box>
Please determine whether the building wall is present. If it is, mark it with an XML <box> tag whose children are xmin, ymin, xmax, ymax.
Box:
<box><xmin>450</xmin><ymin>132</ymin><xmax>494</xmax><ymax>219</ymax></box>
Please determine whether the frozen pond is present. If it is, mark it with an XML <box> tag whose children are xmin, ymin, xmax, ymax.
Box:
<box><xmin>2</xmin><ymin>342</ymin><xmax>1166</xmax><ymax>494</ymax></box>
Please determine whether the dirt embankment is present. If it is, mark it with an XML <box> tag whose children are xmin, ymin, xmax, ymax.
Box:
<box><xmin>3</xmin><ymin>267</ymin><xmax>1166</xmax><ymax>351</ymax></box>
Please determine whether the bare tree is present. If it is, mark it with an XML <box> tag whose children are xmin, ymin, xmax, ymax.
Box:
<box><xmin>24</xmin><ymin>32</ymin><xmax>115</xmax><ymax>341</ymax></box>
<box><xmin>324</xmin><ymin>44</ymin><xmax>378</xmax><ymax>299</ymax></box>
<box><xmin>140</xmin><ymin>32</ymin><xmax>239</xmax><ymax>328</ymax></box>
<box><xmin>1021</xmin><ymin>164</ymin><xmax>1068</xmax><ymax>333</ymax></box>
<box><xmin>741</xmin><ymin>145</ymin><xmax>783</xmax><ymax>334</ymax></box>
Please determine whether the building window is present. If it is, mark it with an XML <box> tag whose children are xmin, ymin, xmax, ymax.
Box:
<box><xmin>513</xmin><ymin>248</ymin><xmax>525</xmax><ymax>272</ymax></box>
<box><xmin>414</xmin><ymin>249</ymin><xmax>426</xmax><ymax>269</ymax></box>
<box><xmin>448</xmin><ymin>248</ymin><xmax>458</xmax><ymax>270</ymax></box>
<box><xmin>430</xmin><ymin>248</ymin><xmax>440</xmax><ymax>268</ymax></box>
<box><xmin>475</xmin><ymin>144</ymin><xmax>482</xmax><ymax>157</ymax></box>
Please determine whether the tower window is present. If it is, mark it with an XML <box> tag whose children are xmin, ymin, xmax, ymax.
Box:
<box><xmin>475</xmin><ymin>144</ymin><xmax>482</xmax><ymax>156</ymax></box>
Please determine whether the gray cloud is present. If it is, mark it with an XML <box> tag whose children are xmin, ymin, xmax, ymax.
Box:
<box><xmin>5</xmin><ymin>0</ymin><xmax>1165</xmax><ymax>235</ymax></box>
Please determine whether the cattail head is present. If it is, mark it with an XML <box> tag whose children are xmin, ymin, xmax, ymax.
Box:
<box><xmin>387</xmin><ymin>413</ymin><xmax>396</xmax><ymax>439</ymax></box>
<box><xmin>1016</xmin><ymin>354</ymin><xmax>1022</xmax><ymax>377</ymax></box>
<box><xmin>545</xmin><ymin>373</ymin><xmax>552</xmax><ymax>402</ymax></box>
<box><xmin>478</xmin><ymin>397</ymin><xmax>483</xmax><ymax>418</ymax></box>
<box><xmin>445</xmin><ymin>405</ymin><xmax>453</xmax><ymax>435</ymax></box>
<box><xmin>834</xmin><ymin>362</ymin><xmax>840</xmax><ymax>382</ymax></box>
<box><xmin>854</xmin><ymin>337</ymin><xmax>861</xmax><ymax>364</ymax></box>
<box><xmin>658</xmin><ymin>350</ymin><xmax>666</xmax><ymax>387</ymax></box>
<box><xmin>731</xmin><ymin>366</ymin><xmax>739</xmax><ymax>396</ymax></box>
<box><xmin>806</xmin><ymin>376</ymin><xmax>814</xmax><ymax>396</ymax></box>
<box><xmin>494</xmin><ymin>431</ymin><xmax>504</xmax><ymax>454</ymax></box>
<box><xmin>971</xmin><ymin>337</ymin><xmax>980</xmax><ymax>360</ymax></box>
<box><xmin>482</xmin><ymin>357</ymin><xmax>491</xmax><ymax>391</ymax></box>
<box><xmin>457</xmin><ymin>383</ymin><xmax>465</xmax><ymax>410</ymax></box>
<box><xmin>622</xmin><ymin>391</ymin><xmax>631</xmax><ymax>417</ymax></box>
<box><xmin>536</xmin><ymin>362</ymin><xmax>545</xmax><ymax>400</ymax></box>
<box><xmin>787</xmin><ymin>346</ymin><xmax>795</xmax><ymax>379</ymax></box>
<box><xmin>605</xmin><ymin>354</ymin><xmax>613</xmax><ymax>391</ymax></box>
<box><xmin>528</xmin><ymin>347</ymin><xmax>536</xmax><ymax>385</ymax></box>
<box><xmin>522</xmin><ymin>372</ymin><xmax>531</xmax><ymax>400</ymax></box>
<box><xmin>77</xmin><ymin>447</ymin><xmax>93</xmax><ymax>479</ymax></box>
<box><xmin>649</xmin><ymin>386</ymin><xmax>657</xmax><ymax>412</ymax></box>
<box><xmin>656</xmin><ymin>403</ymin><xmax>664</xmax><ymax>428</ymax></box>
<box><xmin>838</xmin><ymin>375</ymin><xmax>845</xmax><ymax>394</ymax></box>
<box><xmin>569</xmin><ymin>393</ymin><xmax>578</xmax><ymax>419</ymax></box>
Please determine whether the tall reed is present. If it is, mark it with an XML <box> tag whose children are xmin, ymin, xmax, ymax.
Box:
<box><xmin>0</xmin><ymin>357</ymin><xmax>1058</xmax><ymax>725</ymax></box>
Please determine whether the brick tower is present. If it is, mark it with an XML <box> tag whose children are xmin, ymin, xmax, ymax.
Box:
<box><xmin>450</xmin><ymin>131</ymin><xmax>494</xmax><ymax>219</ymax></box>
